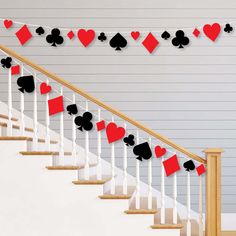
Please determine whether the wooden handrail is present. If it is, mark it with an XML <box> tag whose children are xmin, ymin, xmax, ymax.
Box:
<box><xmin>0</xmin><ymin>44</ymin><xmax>206</xmax><ymax>164</ymax></box>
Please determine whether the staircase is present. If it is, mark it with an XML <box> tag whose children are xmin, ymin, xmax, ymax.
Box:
<box><xmin>0</xmin><ymin>45</ymin><xmax>222</xmax><ymax>236</ymax></box>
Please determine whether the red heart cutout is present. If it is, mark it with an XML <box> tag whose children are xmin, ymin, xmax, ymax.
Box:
<box><xmin>131</xmin><ymin>31</ymin><xmax>140</xmax><ymax>40</ymax></box>
<box><xmin>4</xmin><ymin>19</ymin><xmax>13</xmax><ymax>29</ymax></box>
<box><xmin>77</xmin><ymin>29</ymin><xmax>95</xmax><ymax>47</ymax></box>
<box><xmin>155</xmin><ymin>145</ymin><xmax>166</xmax><ymax>158</ymax></box>
<box><xmin>203</xmin><ymin>23</ymin><xmax>221</xmax><ymax>42</ymax></box>
<box><xmin>106</xmin><ymin>122</ymin><xmax>126</xmax><ymax>144</ymax></box>
<box><xmin>40</xmin><ymin>82</ymin><xmax>52</xmax><ymax>95</ymax></box>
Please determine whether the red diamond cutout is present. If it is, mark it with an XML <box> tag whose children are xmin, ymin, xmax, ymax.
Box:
<box><xmin>163</xmin><ymin>154</ymin><xmax>181</xmax><ymax>177</ymax></box>
<box><xmin>193</xmin><ymin>28</ymin><xmax>200</xmax><ymax>38</ymax></box>
<box><xmin>67</xmin><ymin>30</ymin><xmax>75</xmax><ymax>39</ymax></box>
<box><xmin>96</xmin><ymin>120</ymin><xmax>106</xmax><ymax>131</ymax></box>
<box><xmin>15</xmin><ymin>25</ymin><xmax>33</xmax><ymax>45</ymax></box>
<box><xmin>11</xmin><ymin>65</ymin><xmax>20</xmax><ymax>75</ymax></box>
<box><xmin>48</xmin><ymin>96</ymin><xmax>64</xmax><ymax>116</ymax></box>
<box><xmin>142</xmin><ymin>33</ymin><xmax>159</xmax><ymax>54</ymax></box>
<box><xmin>196</xmin><ymin>164</ymin><xmax>206</xmax><ymax>176</ymax></box>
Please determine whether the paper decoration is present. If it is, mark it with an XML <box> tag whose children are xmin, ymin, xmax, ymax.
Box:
<box><xmin>172</xmin><ymin>30</ymin><xmax>189</xmax><ymax>49</ymax></box>
<box><xmin>11</xmin><ymin>65</ymin><xmax>20</xmax><ymax>75</ymax></box>
<box><xmin>155</xmin><ymin>145</ymin><xmax>166</xmax><ymax>158</ymax></box>
<box><xmin>196</xmin><ymin>164</ymin><xmax>206</xmax><ymax>176</ymax></box>
<box><xmin>98</xmin><ymin>32</ymin><xmax>107</xmax><ymax>42</ymax></box>
<box><xmin>35</xmin><ymin>26</ymin><xmax>45</xmax><ymax>35</ymax></box>
<box><xmin>133</xmin><ymin>142</ymin><xmax>152</xmax><ymax>161</ymax></box>
<box><xmin>203</xmin><ymin>23</ymin><xmax>221</xmax><ymax>42</ymax></box>
<box><xmin>67</xmin><ymin>30</ymin><xmax>75</xmax><ymax>40</ymax></box>
<box><xmin>109</xmin><ymin>33</ymin><xmax>127</xmax><ymax>51</ymax></box>
<box><xmin>15</xmin><ymin>25</ymin><xmax>33</xmax><ymax>45</ymax></box>
<box><xmin>224</xmin><ymin>23</ymin><xmax>233</xmax><ymax>33</ymax></box>
<box><xmin>131</xmin><ymin>31</ymin><xmax>140</xmax><ymax>40</ymax></box>
<box><xmin>161</xmin><ymin>31</ymin><xmax>171</xmax><ymax>40</ymax></box>
<box><xmin>17</xmin><ymin>75</ymin><xmax>35</xmax><ymax>93</ymax></box>
<box><xmin>77</xmin><ymin>29</ymin><xmax>95</xmax><ymax>47</ymax></box>
<box><xmin>142</xmin><ymin>33</ymin><xmax>159</xmax><ymax>54</ymax></box>
<box><xmin>66</xmin><ymin>104</ymin><xmax>78</xmax><ymax>115</ymax></box>
<box><xmin>96</xmin><ymin>120</ymin><xmax>106</xmax><ymax>131</ymax></box>
<box><xmin>106</xmin><ymin>122</ymin><xmax>126</xmax><ymax>144</ymax></box>
<box><xmin>163</xmin><ymin>154</ymin><xmax>181</xmax><ymax>177</ymax></box>
<box><xmin>74</xmin><ymin>112</ymin><xmax>93</xmax><ymax>131</ymax></box>
<box><xmin>46</xmin><ymin>28</ymin><xmax>64</xmax><ymax>47</ymax></box>
<box><xmin>123</xmin><ymin>134</ymin><xmax>135</xmax><ymax>146</ymax></box>
<box><xmin>48</xmin><ymin>96</ymin><xmax>64</xmax><ymax>116</ymax></box>
<box><xmin>183</xmin><ymin>160</ymin><xmax>196</xmax><ymax>172</ymax></box>
<box><xmin>1</xmin><ymin>57</ymin><xmax>12</xmax><ymax>68</ymax></box>
<box><xmin>4</xmin><ymin>19</ymin><xmax>13</xmax><ymax>29</ymax></box>
<box><xmin>193</xmin><ymin>28</ymin><xmax>200</xmax><ymax>37</ymax></box>
<box><xmin>40</xmin><ymin>82</ymin><xmax>51</xmax><ymax>94</ymax></box>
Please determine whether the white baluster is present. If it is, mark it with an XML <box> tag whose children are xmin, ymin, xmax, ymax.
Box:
<box><xmin>148</xmin><ymin>137</ymin><xmax>153</xmax><ymax>209</ymax></box>
<box><xmin>199</xmin><ymin>174</ymin><xmax>203</xmax><ymax>236</ymax></box>
<box><xmin>135</xmin><ymin>130</ymin><xmax>140</xmax><ymax>209</ymax></box>
<box><xmin>122</xmin><ymin>123</ymin><xmax>128</xmax><ymax>195</ymax></box>
<box><xmin>96</xmin><ymin>108</ymin><xmax>102</xmax><ymax>180</ymax></box>
<box><xmin>45</xmin><ymin>79</ymin><xmax>50</xmax><ymax>151</ymax></box>
<box><xmin>7</xmin><ymin>69</ymin><xmax>13</xmax><ymax>136</ymax></box>
<box><xmin>173</xmin><ymin>171</ymin><xmax>178</xmax><ymax>224</ymax></box>
<box><xmin>72</xmin><ymin>94</ymin><xmax>77</xmax><ymax>160</ymax></box>
<box><xmin>84</xmin><ymin>101</ymin><xmax>90</xmax><ymax>180</ymax></box>
<box><xmin>161</xmin><ymin>145</ymin><xmax>166</xmax><ymax>224</ymax></box>
<box><xmin>33</xmin><ymin>73</ymin><xmax>38</xmax><ymax>150</ymax></box>
<box><xmin>20</xmin><ymin>66</ymin><xmax>25</xmax><ymax>136</ymax></box>
<box><xmin>59</xmin><ymin>87</ymin><xmax>64</xmax><ymax>164</ymax></box>
<box><xmin>186</xmin><ymin>171</ymin><xmax>192</xmax><ymax>236</ymax></box>
<box><xmin>110</xmin><ymin>116</ymin><xmax>116</xmax><ymax>194</ymax></box>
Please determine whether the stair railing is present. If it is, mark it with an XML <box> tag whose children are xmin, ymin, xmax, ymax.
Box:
<box><xmin>0</xmin><ymin>44</ymin><xmax>222</xmax><ymax>236</ymax></box>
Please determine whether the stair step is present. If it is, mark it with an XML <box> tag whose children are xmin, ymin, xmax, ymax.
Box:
<box><xmin>151</xmin><ymin>224</ymin><xmax>183</xmax><ymax>229</ymax></box>
<box><xmin>46</xmin><ymin>164</ymin><xmax>97</xmax><ymax>170</ymax></box>
<box><xmin>0</xmin><ymin>122</ymin><xmax>34</xmax><ymax>132</ymax></box>
<box><xmin>0</xmin><ymin>136</ymin><xmax>57</xmax><ymax>144</ymax></box>
<box><xmin>20</xmin><ymin>151</ymin><xmax>72</xmax><ymax>156</ymax></box>
<box><xmin>72</xmin><ymin>175</ymin><xmax>111</xmax><ymax>185</ymax></box>
<box><xmin>99</xmin><ymin>186</ymin><xmax>135</xmax><ymax>199</ymax></box>
<box><xmin>0</xmin><ymin>114</ymin><xmax>18</xmax><ymax>121</ymax></box>
<box><xmin>125</xmin><ymin>209</ymin><xmax>157</xmax><ymax>214</ymax></box>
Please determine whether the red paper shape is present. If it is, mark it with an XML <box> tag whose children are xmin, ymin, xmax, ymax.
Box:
<box><xmin>77</xmin><ymin>29</ymin><xmax>95</xmax><ymax>47</ymax></box>
<box><xmin>40</xmin><ymin>82</ymin><xmax>52</xmax><ymax>95</ymax></box>
<box><xmin>155</xmin><ymin>145</ymin><xmax>167</xmax><ymax>158</ymax></box>
<box><xmin>4</xmin><ymin>19</ymin><xmax>13</xmax><ymax>29</ymax></box>
<box><xmin>96</xmin><ymin>120</ymin><xmax>106</xmax><ymax>131</ymax></box>
<box><xmin>131</xmin><ymin>31</ymin><xmax>140</xmax><ymax>40</ymax></box>
<box><xmin>193</xmin><ymin>28</ymin><xmax>200</xmax><ymax>38</ymax></box>
<box><xmin>48</xmin><ymin>96</ymin><xmax>64</xmax><ymax>116</ymax></box>
<box><xmin>196</xmin><ymin>164</ymin><xmax>206</xmax><ymax>176</ymax></box>
<box><xmin>11</xmin><ymin>65</ymin><xmax>20</xmax><ymax>75</ymax></box>
<box><xmin>203</xmin><ymin>23</ymin><xmax>221</xmax><ymax>42</ymax></box>
<box><xmin>106</xmin><ymin>122</ymin><xmax>126</xmax><ymax>144</ymax></box>
<box><xmin>142</xmin><ymin>33</ymin><xmax>159</xmax><ymax>54</ymax></box>
<box><xmin>163</xmin><ymin>154</ymin><xmax>181</xmax><ymax>177</ymax></box>
<box><xmin>15</xmin><ymin>25</ymin><xmax>33</xmax><ymax>45</ymax></box>
<box><xmin>67</xmin><ymin>30</ymin><xmax>75</xmax><ymax>39</ymax></box>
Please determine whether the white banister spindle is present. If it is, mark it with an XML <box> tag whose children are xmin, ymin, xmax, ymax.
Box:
<box><xmin>84</xmin><ymin>101</ymin><xmax>90</xmax><ymax>180</ymax></box>
<box><xmin>186</xmin><ymin>171</ymin><xmax>192</xmax><ymax>236</ymax></box>
<box><xmin>199</xmin><ymin>175</ymin><xmax>204</xmax><ymax>236</ymax></box>
<box><xmin>135</xmin><ymin>130</ymin><xmax>140</xmax><ymax>209</ymax></box>
<box><xmin>20</xmin><ymin>66</ymin><xmax>25</xmax><ymax>136</ymax></box>
<box><xmin>161</xmin><ymin>145</ymin><xmax>166</xmax><ymax>224</ymax></box>
<box><xmin>59</xmin><ymin>87</ymin><xmax>64</xmax><ymax>164</ymax></box>
<box><xmin>122</xmin><ymin>123</ymin><xmax>128</xmax><ymax>195</ymax></box>
<box><xmin>7</xmin><ymin>69</ymin><xmax>13</xmax><ymax>136</ymax></box>
<box><xmin>72</xmin><ymin>94</ymin><xmax>77</xmax><ymax>159</ymax></box>
<box><xmin>173</xmin><ymin>171</ymin><xmax>178</xmax><ymax>224</ymax></box>
<box><xmin>148</xmin><ymin>137</ymin><xmax>153</xmax><ymax>209</ymax></box>
<box><xmin>33</xmin><ymin>74</ymin><xmax>38</xmax><ymax>150</ymax></box>
<box><xmin>110</xmin><ymin>116</ymin><xmax>116</xmax><ymax>194</ymax></box>
<box><xmin>45</xmin><ymin>79</ymin><xmax>50</xmax><ymax>150</ymax></box>
<box><xmin>96</xmin><ymin>108</ymin><xmax>102</xmax><ymax>180</ymax></box>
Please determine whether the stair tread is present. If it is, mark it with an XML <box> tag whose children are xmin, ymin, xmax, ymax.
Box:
<box><xmin>125</xmin><ymin>209</ymin><xmax>157</xmax><ymax>214</ymax></box>
<box><xmin>99</xmin><ymin>186</ymin><xmax>135</xmax><ymax>199</ymax></box>
<box><xmin>154</xmin><ymin>208</ymin><xmax>182</xmax><ymax>226</ymax></box>
<box><xmin>151</xmin><ymin>223</ymin><xmax>184</xmax><ymax>229</ymax></box>
<box><xmin>20</xmin><ymin>151</ymin><xmax>72</xmax><ymax>155</ymax></box>
<box><xmin>46</xmin><ymin>164</ymin><xmax>97</xmax><ymax>170</ymax></box>
<box><xmin>0</xmin><ymin>114</ymin><xmax>18</xmax><ymax>121</ymax></box>
<box><xmin>73</xmin><ymin>175</ymin><xmax>111</xmax><ymax>185</ymax></box>
<box><xmin>0</xmin><ymin>122</ymin><xmax>34</xmax><ymax>132</ymax></box>
<box><xmin>0</xmin><ymin>136</ymin><xmax>57</xmax><ymax>144</ymax></box>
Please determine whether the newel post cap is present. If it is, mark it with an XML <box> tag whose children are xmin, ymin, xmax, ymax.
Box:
<box><xmin>203</xmin><ymin>148</ymin><xmax>224</xmax><ymax>154</ymax></box>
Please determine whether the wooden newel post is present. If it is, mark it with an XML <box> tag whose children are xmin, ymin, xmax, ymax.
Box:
<box><xmin>204</xmin><ymin>148</ymin><xmax>223</xmax><ymax>236</ymax></box>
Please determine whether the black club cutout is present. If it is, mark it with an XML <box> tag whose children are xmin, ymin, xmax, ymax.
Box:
<box><xmin>224</xmin><ymin>23</ymin><xmax>233</xmax><ymax>33</ymax></box>
<box><xmin>1</xmin><ymin>57</ymin><xmax>12</xmax><ymax>69</ymax></box>
<box><xmin>46</xmin><ymin>28</ymin><xmax>64</xmax><ymax>47</ymax></box>
<box><xmin>123</xmin><ymin>134</ymin><xmax>135</xmax><ymax>146</ymax></box>
<box><xmin>98</xmin><ymin>32</ymin><xmax>107</xmax><ymax>42</ymax></box>
<box><xmin>74</xmin><ymin>112</ymin><xmax>93</xmax><ymax>132</ymax></box>
<box><xmin>172</xmin><ymin>30</ymin><xmax>190</xmax><ymax>49</ymax></box>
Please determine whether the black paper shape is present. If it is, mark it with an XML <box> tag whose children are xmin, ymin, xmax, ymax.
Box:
<box><xmin>1</xmin><ymin>57</ymin><xmax>12</xmax><ymax>69</ymax></box>
<box><xmin>123</xmin><ymin>134</ymin><xmax>135</xmax><ymax>146</ymax></box>
<box><xmin>46</xmin><ymin>28</ymin><xmax>64</xmax><ymax>47</ymax></box>
<box><xmin>172</xmin><ymin>30</ymin><xmax>189</xmax><ymax>49</ymax></box>
<box><xmin>109</xmin><ymin>33</ymin><xmax>127</xmax><ymax>51</ymax></box>
<box><xmin>67</xmin><ymin>104</ymin><xmax>78</xmax><ymax>115</ymax></box>
<box><xmin>183</xmin><ymin>160</ymin><xmax>196</xmax><ymax>172</ymax></box>
<box><xmin>133</xmin><ymin>142</ymin><xmax>152</xmax><ymax>161</ymax></box>
<box><xmin>36</xmin><ymin>26</ymin><xmax>45</xmax><ymax>35</ymax></box>
<box><xmin>17</xmin><ymin>75</ymin><xmax>35</xmax><ymax>93</ymax></box>
<box><xmin>224</xmin><ymin>23</ymin><xmax>233</xmax><ymax>33</ymax></box>
<box><xmin>98</xmin><ymin>32</ymin><xmax>107</xmax><ymax>42</ymax></box>
<box><xmin>74</xmin><ymin>111</ymin><xmax>93</xmax><ymax>131</ymax></box>
<box><xmin>161</xmin><ymin>31</ymin><xmax>171</xmax><ymax>40</ymax></box>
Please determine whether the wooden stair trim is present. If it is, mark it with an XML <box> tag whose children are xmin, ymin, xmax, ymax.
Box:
<box><xmin>72</xmin><ymin>176</ymin><xmax>111</xmax><ymax>185</ymax></box>
<box><xmin>0</xmin><ymin>114</ymin><xmax>18</xmax><ymax>121</ymax></box>
<box><xmin>0</xmin><ymin>44</ymin><xmax>206</xmax><ymax>164</ymax></box>
<box><xmin>0</xmin><ymin>122</ymin><xmax>34</xmax><ymax>133</ymax></box>
<box><xmin>151</xmin><ymin>223</ymin><xmax>184</xmax><ymax>229</ymax></box>
<box><xmin>221</xmin><ymin>231</ymin><xmax>236</xmax><ymax>236</ymax></box>
<box><xmin>0</xmin><ymin>136</ymin><xmax>57</xmax><ymax>144</ymax></box>
<box><xmin>20</xmin><ymin>151</ymin><xmax>72</xmax><ymax>156</ymax></box>
<box><xmin>98</xmin><ymin>194</ymin><xmax>132</xmax><ymax>199</ymax></box>
<box><xmin>46</xmin><ymin>166</ymin><xmax>83</xmax><ymax>170</ymax></box>
<box><xmin>125</xmin><ymin>209</ymin><xmax>157</xmax><ymax>214</ymax></box>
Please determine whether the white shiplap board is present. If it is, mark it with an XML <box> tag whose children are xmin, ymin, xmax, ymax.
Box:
<box><xmin>0</xmin><ymin>0</ymin><xmax>235</xmax><ymax>212</ymax></box>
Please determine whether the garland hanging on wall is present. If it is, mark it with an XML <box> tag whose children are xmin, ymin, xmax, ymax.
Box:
<box><xmin>0</xmin><ymin>18</ymin><xmax>234</xmax><ymax>54</ymax></box>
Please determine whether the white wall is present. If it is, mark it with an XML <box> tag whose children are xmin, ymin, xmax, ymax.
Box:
<box><xmin>0</xmin><ymin>0</ymin><xmax>235</xmax><ymax>212</ymax></box>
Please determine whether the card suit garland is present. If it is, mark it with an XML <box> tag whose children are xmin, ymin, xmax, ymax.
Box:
<box><xmin>131</xmin><ymin>31</ymin><xmax>140</xmax><ymax>40</ymax></box>
<box><xmin>67</xmin><ymin>30</ymin><xmax>75</xmax><ymax>40</ymax></box>
<box><xmin>193</xmin><ymin>28</ymin><xmax>200</xmax><ymax>38</ymax></box>
<box><xmin>78</xmin><ymin>29</ymin><xmax>95</xmax><ymax>47</ymax></box>
<box><xmin>15</xmin><ymin>25</ymin><xmax>33</xmax><ymax>45</ymax></box>
<box><xmin>48</xmin><ymin>96</ymin><xmax>64</xmax><ymax>116</ymax></box>
<box><xmin>11</xmin><ymin>65</ymin><xmax>20</xmax><ymax>75</ymax></box>
<box><xmin>74</xmin><ymin>112</ymin><xmax>93</xmax><ymax>131</ymax></box>
<box><xmin>142</xmin><ymin>33</ymin><xmax>159</xmax><ymax>54</ymax></box>
<box><xmin>96</xmin><ymin>120</ymin><xmax>106</xmax><ymax>131</ymax></box>
<box><xmin>155</xmin><ymin>145</ymin><xmax>166</xmax><ymax>158</ymax></box>
<box><xmin>106</xmin><ymin>122</ymin><xmax>126</xmax><ymax>144</ymax></box>
<box><xmin>17</xmin><ymin>75</ymin><xmax>35</xmax><ymax>93</ymax></box>
<box><xmin>133</xmin><ymin>142</ymin><xmax>152</xmax><ymax>161</ymax></box>
<box><xmin>4</xmin><ymin>19</ymin><xmax>13</xmax><ymax>29</ymax></box>
<box><xmin>40</xmin><ymin>82</ymin><xmax>52</xmax><ymax>95</ymax></box>
<box><xmin>196</xmin><ymin>164</ymin><xmax>206</xmax><ymax>176</ymax></box>
<box><xmin>203</xmin><ymin>23</ymin><xmax>221</xmax><ymax>42</ymax></box>
<box><xmin>163</xmin><ymin>154</ymin><xmax>181</xmax><ymax>177</ymax></box>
